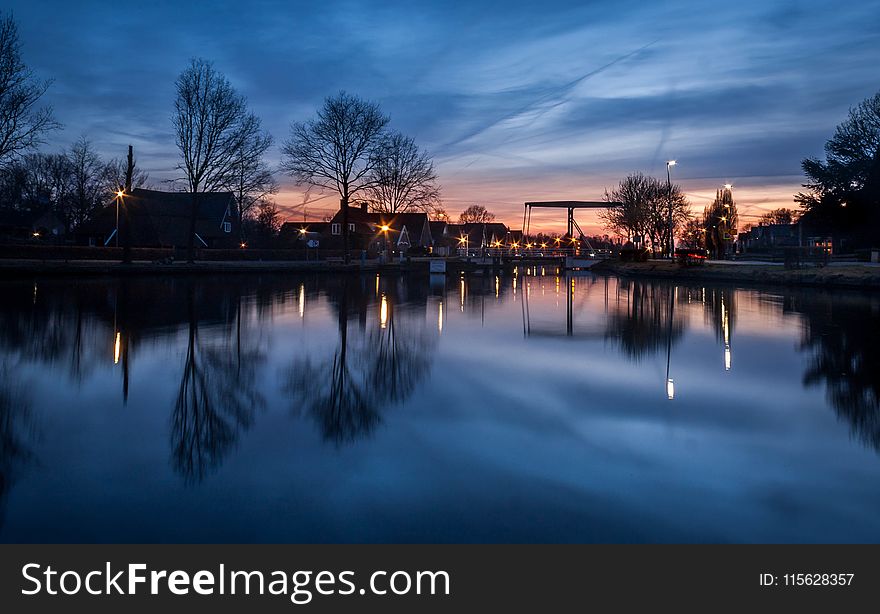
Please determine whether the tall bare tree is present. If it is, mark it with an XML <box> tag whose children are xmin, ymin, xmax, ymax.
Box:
<box><xmin>172</xmin><ymin>58</ymin><xmax>249</xmax><ymax>262</ymax></box>
<box><xmin>281</xmin><ymin>91</ymin><xmax>389</xmax><ymax>263</ymax></box>
<box><xmin>367</xmin><ymin>132</ymin><xmax>440</xmax><ymax>214</ymax></box>
<box><xmin>0</xmin><ymin>14</ymin><xmax>58</xmax><ymax>165</ymax></box>
<box><xmin>230</xmin><ymin>114</ymin><xmax>276</xmax><ymax>241</ymax></box>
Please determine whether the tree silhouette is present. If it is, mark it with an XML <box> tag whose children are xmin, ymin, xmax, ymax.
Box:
<box><xmin>797</xmin><ymin>293</ymin><xmax>880</xmax><ymax>451</ymax></box>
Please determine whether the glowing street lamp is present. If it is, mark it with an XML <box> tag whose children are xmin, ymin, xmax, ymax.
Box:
<box><xmin>666</xmin><ymin>378</ymin><xmax>675</xmax><ymax>400</ymax></box>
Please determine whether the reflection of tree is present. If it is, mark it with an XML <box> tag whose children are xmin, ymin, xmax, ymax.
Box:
<box><xmin>286</xmin><ymin>277</ymin><xmax>435</xmax><ymax>445</ymax></box>
<box><xmin>171</xmin><ymin>288</ymin><xmax>265</xmax><ymax>483</ymax></box>
<box><xmin>0</xmin><ymin>364</ymin><xmax>36</xmax><ymax>529</ymax></box>
<box><xmin>605</xmin><ymin>280</ymin><xmax>685</xmax><ymax>361</ymax></box>
<box><xmin>797</xmin><ymin>293</ymin><xmax>880</xmax><ymax>451</ymax></box>
<box><xmin>366</xmin><ymin>308</ymin><xmax>431</xmax><ymax>404</ymax></box>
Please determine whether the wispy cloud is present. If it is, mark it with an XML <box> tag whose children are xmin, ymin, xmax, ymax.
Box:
<box><xmin>7</xmin><ymin>0</ymin><xmax>880</xmax><ymax>229</ymax></box>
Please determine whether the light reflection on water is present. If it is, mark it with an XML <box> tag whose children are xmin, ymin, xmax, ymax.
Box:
<box><xmin>0</xmin><ymin>272</ymin><xmax>879</xmax><ymax>543</ymax></box>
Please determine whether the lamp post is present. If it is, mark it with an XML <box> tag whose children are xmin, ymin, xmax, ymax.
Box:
<box><xmin>666</xmin><ymin>160</ymin><xmax>676</xmax><ymax>259</ymax></box>
<box><xmin>115</xmin><ymin>189</ymin><xmax>124</xmax><ymax>247</ymax></box>
<box><xmin>379</xmin><ymin>224</ymin><xmax>390</xmax><ymax>262</ymax></box>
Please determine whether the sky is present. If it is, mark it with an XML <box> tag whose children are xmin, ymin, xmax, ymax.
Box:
<box><xmin>8</xmin><ymin>0</ymin><xmax>880</xmax><ymax>232</ymax></box>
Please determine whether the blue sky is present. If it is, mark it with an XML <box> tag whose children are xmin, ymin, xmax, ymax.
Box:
<box><xmin>10</xmin><ymin>0</ymin><xmax>880</xmax><ymax>230</ymax></box>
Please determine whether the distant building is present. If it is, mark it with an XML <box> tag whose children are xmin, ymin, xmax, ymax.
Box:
<box><xmin>737</xmin><ymin>223</ymin><xmax>799</xmax><ymax>253</ymax></box>
<box><xmin>0</xmin><ymin>209</ymin><xmax>65</xmax><ymax>241</ymax></box>
<box><xmin>279</xmin><ymin>221</ymin><xmax>330</xmax><ymax>246</ymax></box>
<box><xmin>76</xmin><ymin>189</ymin><xmax>238</xmax><ymax>248</ymax></box>
<box><xmin>325</xmin><ymin>203</ymin><xmax>434</xmax><ymax>254</ymax></box>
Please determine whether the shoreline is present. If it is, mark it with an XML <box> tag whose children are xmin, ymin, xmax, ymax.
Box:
<box><xmin>590</xmin><ymin>260</ymin><xmax>880</xmax><ymax>290</ymax></box>
<box><xmin>2</xmin><ymin>257</ymin><xmax>879</xmax><ymax>290</ymax></box>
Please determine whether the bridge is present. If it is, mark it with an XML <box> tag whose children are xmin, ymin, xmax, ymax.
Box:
<box><xmin>523</xmin><ymin>200</ymin><xmax>622</xmax><ymax>240</ymax></box>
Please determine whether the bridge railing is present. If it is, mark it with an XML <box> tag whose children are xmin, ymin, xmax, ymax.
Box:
<box><xmin>455</xmin><ymin>247</ymin><xmax>617</xmax><ymax>258</ymax></box>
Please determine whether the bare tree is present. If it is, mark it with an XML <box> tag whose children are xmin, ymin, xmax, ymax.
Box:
<box><xmin>759</xmin><ymin>207</ymin><xmax>798</xmax><ymax>226</ymax></box>
<box><xmin>231</xmin><ymin>114</ymin><xmax>276</xmax><ymax>241</ymax></box>
<box><xmin>457</xmin><ymin>204</ymin><xmax>495</xmax><ymax>224</ymax></box>
<box><xmin>367</xmin><ymin>132</ymin><xmax>440</xmax><ymax>214</ymax></box>
<box><xmin>600</xmin><ymin>172</ymin><xmax>690</xmax><ymax>254</ymax></box>
<box><xmin>0</xmin><ymin>14</ymin><xmax>58</xmax><ymax>165</ymax></box>
<box><xmin>67</xmin><ymin>136</ymin><xmax>106</xmax><ymax>228</ymax></box>
<box><xmin>600</xmin><ymin>172</ymin><xmax>652</xmax><ymax>242</ymax></box>
<box><xmin>281</xmin><ymin>91</ymin><xmax>389</xmax><ymax>263</ymax></box>
<box><xmin>429</xmin><ymin>206</ymin><xmax>449</xmax><ymax>222</ymax></box>
<box><xmin>172</xmin><ymin>58</ymin><xmax>249</xmax><ymax>262</ymax></box>
<box><xmin>102</xmin><ymin>147</ymin><xmax>150</xmax><ymax>196</ymax></box>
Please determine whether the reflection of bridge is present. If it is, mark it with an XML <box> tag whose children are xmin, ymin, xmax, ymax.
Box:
<box><xmin>521</xmin><ymin>273</ymin><xmax>611</xmax><ymax>338</ymax></box>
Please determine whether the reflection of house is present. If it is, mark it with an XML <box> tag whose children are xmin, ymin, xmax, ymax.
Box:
<box><xmin>76</xmin><ymin>189</ymin><xmax>238</xmax><ymax>248</ymax></box>
<box><xmin>0</xmin><ymin>209</ymin><xmax>65</xmax><ymax>240</ymax></box>
<box><xmin>325</xmin><ymin>203</ymin><xmax>434</xmax><ymax>253</ymax></box>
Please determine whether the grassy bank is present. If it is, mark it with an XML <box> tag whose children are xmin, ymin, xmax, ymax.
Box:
<box><xmin>591</xmin><ymin>260</ymin><xmax>880</xmax><ymax>290</ymax></box>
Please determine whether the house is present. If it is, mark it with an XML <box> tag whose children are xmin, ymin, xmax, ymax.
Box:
<box><xmin>76</xmin><ymin>188</ymin><xmax>238</xmax><ymax>248</ymax></box>
<box><xmin>429</xmin><ymin>221</ymin><xmax>450</xmax><ymax>255</ymax></box>
<box><xmin>444</xmin><ymin>222</ymin><xmax>512</xmax><ymax>252</ymax></box>
<box><xmin>279</xmin><ymin>221</ymin><xmax>330</xmax><ymax>246</ymax></box>
<box><xmin>737</xmin><ymin>223</ymin><xmax>799</xmax><ymax>253</ymax></box>
<box><xmin>0</xmin><ymin>208</ymin><xmax>66</xmax><ymax>241</ymax></box>
<box><xmin>325</xmin><ymin>203</ymin><xmax>434</xmax><ymax>254</ymax></box>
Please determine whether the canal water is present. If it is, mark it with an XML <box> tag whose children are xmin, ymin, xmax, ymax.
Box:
<box><xmin>0</xmin><ymin>271</ymin><xmax>878</xmax><ymax>543</ymax></box>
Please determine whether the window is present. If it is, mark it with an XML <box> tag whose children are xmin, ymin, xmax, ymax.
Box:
<box><xmin>348</xmin><ymin>223</ymin><xmax>355</xmax><ymax>232</ymax></box>
<box><xmin>331</xmin><ymin>223</ymin><xmax>341</xmax><ymax>235</ymax></box>
<box><xmin>222</xmin><ymin>221</ymin><xmax>231</xmax><ymax>233</ymax></box>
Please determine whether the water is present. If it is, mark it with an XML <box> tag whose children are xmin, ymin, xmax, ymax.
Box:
<box><xmin>0</xmin><ymin>271</ymin><xmax>878</xmax><ymax>543</ymax></box>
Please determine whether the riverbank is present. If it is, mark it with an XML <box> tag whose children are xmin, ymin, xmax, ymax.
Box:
<box><xmin>591</xmin><ymin>259</ymin><xmax>880</xmax><ymax>289</ymax></box>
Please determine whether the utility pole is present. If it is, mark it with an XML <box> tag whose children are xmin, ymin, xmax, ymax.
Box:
<box><xmin>120</xmin><ymin>145</ymin><xmax>135</xmax><ymax>264</ymax></box>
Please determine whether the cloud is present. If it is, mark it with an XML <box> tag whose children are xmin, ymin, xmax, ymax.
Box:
<box><xmin>6</xmin><ymin>0</ymin><xmax>879</xmax><ymax>230</ymax></box>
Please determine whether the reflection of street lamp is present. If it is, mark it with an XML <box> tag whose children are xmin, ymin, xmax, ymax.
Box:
<box><xmin>665</xmin><ymin>285</ymin><xmax>676</xmax><ymax>400</ymax></box>
<box><xmin>380</xmin><ymin>294</ymin><xmax>388</xmax><ymax>329</ymax></box>
<box><xmin>666</xmin><ymin>160</ymin><xmax>676</xmax><ymax>259</ymax></box>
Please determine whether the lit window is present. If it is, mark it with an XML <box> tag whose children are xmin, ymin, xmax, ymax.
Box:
<box><xmin>331</xmin><ymin>223</ymin><xmax>341</xmax><ymax>235</ymax></box>
<box><xmin>222</xmin><ymin>221</ymin><xmax>231</xmax><ymax>233</ymax></box>
<box><xmin>348</xmin><ymin>223</ymin><xmax>355</xmax><ymax>232</ymax></box>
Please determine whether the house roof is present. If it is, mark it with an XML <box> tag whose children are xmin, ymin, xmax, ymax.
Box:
<box><xmin>330</xmin><ymin>206</ymin><xmax>432</xmax><ymax>245</ymax></box>
<box><xmin>76</xmin><ymin>188</ymin><xmax>235</xmax><ymax>247</ymax></box>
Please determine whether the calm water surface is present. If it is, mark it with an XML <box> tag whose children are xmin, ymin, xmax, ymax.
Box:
<box><xmin>1</xmin><ymin>271</ymin><xmax>878</xmax><ymax>543</ymax></box>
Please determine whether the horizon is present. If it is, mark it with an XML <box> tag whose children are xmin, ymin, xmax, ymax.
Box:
<box><xmin>8</xmin><ymin>0</ymin><xmax>880</xmax><ymax>233</ymax></box>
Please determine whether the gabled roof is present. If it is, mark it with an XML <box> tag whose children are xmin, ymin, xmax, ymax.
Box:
<box><xmin>329</xmin><ymin>206</ymin><xmax>432</xmax><ymax>245</ymax></box>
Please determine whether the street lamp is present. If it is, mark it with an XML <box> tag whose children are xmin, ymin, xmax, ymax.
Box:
<box><xmin>115</xmin><ymin>189</ymin><xmax>125</xmax><ymax>247</ymax></box>
<box><xmin>379</xmin><ymin>224</ymin><xmax>390</xmax><ymax>257</ymax></box>
<box><xmin>666</xmin><ymin>160</ymin><xmax>676</xmax><ymax>259</ymax></box>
